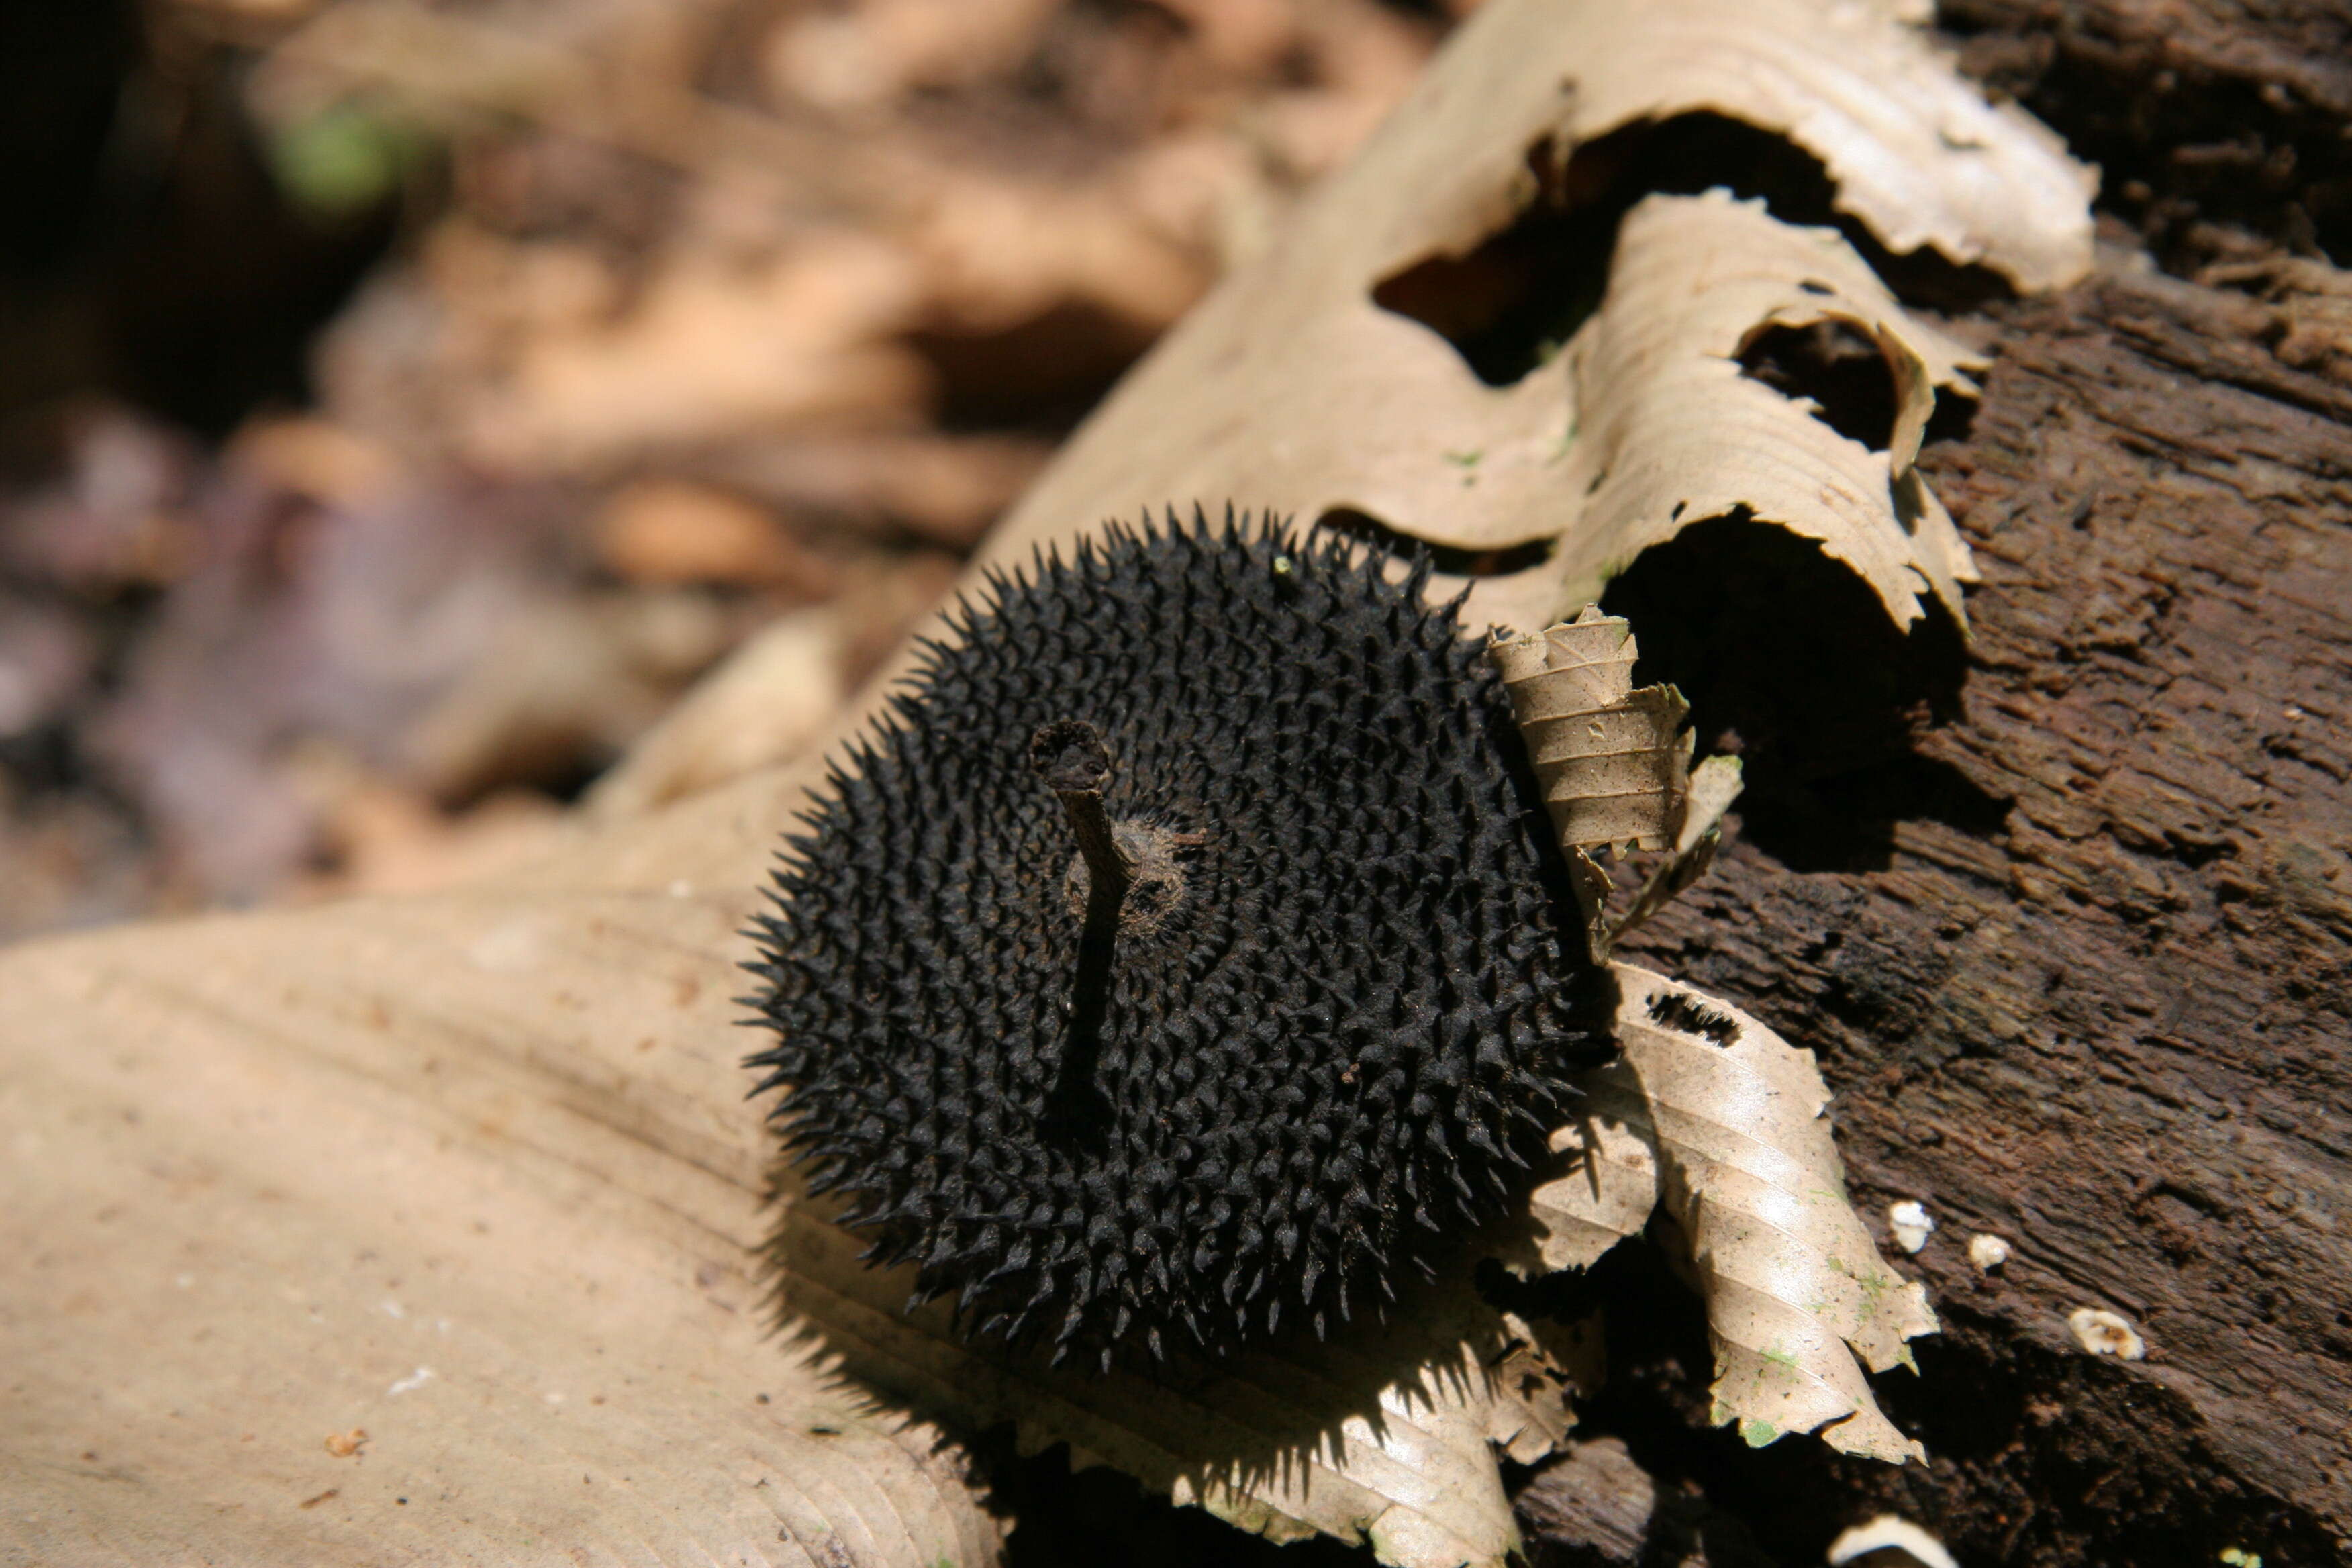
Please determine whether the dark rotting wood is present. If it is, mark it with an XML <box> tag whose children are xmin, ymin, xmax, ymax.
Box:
<box><xmin>1567</xmin><ymin>226</ymin><xmax>2352</xmax><ymax>1568</ymax></box>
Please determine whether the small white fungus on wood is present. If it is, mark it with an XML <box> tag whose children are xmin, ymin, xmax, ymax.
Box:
<box><xmin>2068</xmin><ymin>1308</ymin><xmax>2146</xmax><ymax>1359</ymax></box>
<box><xmin>1826</xmin><ymin>1514</ymin><xmax>1960</xmax><ymax>1568</ymax></box>
<box><xmin>1887</xmin><ymin>1200</ymin><xmax>1936</xmax><ymax>1254</ymax></box>
<box><xmin>1967</xmin><ymin>1233</ymin><xmax>2012</xmax><ymax>1271</ymax></box>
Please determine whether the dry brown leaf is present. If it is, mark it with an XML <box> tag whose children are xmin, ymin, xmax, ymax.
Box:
<box><xmin>1487</xmin><ymin>1310</ymin><xmax>1600</xmax><ymax>1466</ymax></box>
<box><xmin>462</xmin><ymin>234</ymin><xmax>934</xmax><ymax>473</ymax></box>
<box><xmin>1528</xmin><ymin>965</ymin><xmax>1939</xmax><ymax>1465</ymax></box>
<box><xmin>1520</xmin><ymin>1070</ymin><xmax>1663</xmax><ymax>1277</ymax></box>
<box><xmin>910</xmin><ymin>176</ymin><xmax>1213</xmax><ymax>339</ymax></box>
<box><xmin>976</xmin><ymin>0</ymin><xmax>2089</xmax><ymax>638</ymax></box>
<box><xmin>299</xmin><ymin>775</ymin><xmax>571</xmax><ymax>900</ymax></box>
<box><xmin>595</xmin><ymin>481</ymin><xmax>837</xmax><ymax>597</ymax></box>
<box><xmin>399</xmin><ymin>591</ymin><xmax>736</xmax><ymax>801</ymax></box>
<box><xmin>1487</xmin><ymin>609</ymin><xmax>1745</xmax><ymax>963</ymax></box>
<box><xmin>1489</xmin><ymin>607</ymin><xmax>1693</xmax><ymax>854</ymax></box>
<box><xmin>767</xmin><ymin>1185</ymin><xmax>1585</xmax><ymax>1564</ymax></box>
<box><xmin>761</xmin><ymin>0</ymin><xmax>1062</xmax><ymax>112</ymax></box>
<box><xmin>693</xmin><ymin>433</ymin><xmax>1051</xmax><ymax>550</ymax></box>
<box><xmin>224</xmin><ymin>416</ymin><xmax>403</xmax><ymax>511</ymax></box>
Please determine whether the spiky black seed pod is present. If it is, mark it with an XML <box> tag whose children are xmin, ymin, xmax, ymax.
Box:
<box><xmin>744</xmin><ymin>509</ymin><xmax>1608</xmax><ymax>1371</ymax></box>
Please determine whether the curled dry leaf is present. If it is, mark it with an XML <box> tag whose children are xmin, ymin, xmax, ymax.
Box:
<box><xmin>1487</xmin><ymin>609</ymin><xmax>1744</xmax><ymax>963</ymax></box>
<box><xmin>1528</xmin><ymin>965</ymin><xmax>1939</xmax><ymax>1465</ymax></box>
<box><xmin>1554</xmin><ymin>189</ymin><xmax>1986</xmax><ymax>631</ymax></box>
<box><xmin>1489</xmin><ymin>607</ymin><xmax>1692</xmax><ymax>856</ymax></box>
<box><xmin>1529</xmin><ymin>0</ymin><xmax>2092</xmax><ymax>292</ymax></box>
<box><xmin>978</xmin><ymin>0</ymin><xmax>2091</xmax><ymax>638</ymax></box>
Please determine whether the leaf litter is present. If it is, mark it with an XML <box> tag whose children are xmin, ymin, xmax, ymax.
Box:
<box><xmin>1</xmin><ymin>0</ymin><xmax>2097</xmax><ymax>1562</ymax></box>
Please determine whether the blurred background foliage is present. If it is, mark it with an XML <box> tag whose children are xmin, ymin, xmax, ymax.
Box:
<box><xmin>0</xmin><ymin>0</ymin><xmax>1469</xmax><ymax>942</ymax></box>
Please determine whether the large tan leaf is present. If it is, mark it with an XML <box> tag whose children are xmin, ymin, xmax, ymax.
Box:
<box><xmin>971</xmin><ymin>0</ymin><xmax>2090</xmax><ymax>639</ymax></box>
<box><xmin>0</xmin><ymin>875</ymin><xmax>1002</xmax><ymax>1567</ymax></box>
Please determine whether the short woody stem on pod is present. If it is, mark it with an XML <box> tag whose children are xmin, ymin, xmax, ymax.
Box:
<box><xmin>1030</xmin><ymin>719</ymin><xmax>1134</xmax><ymax>919</ymax></box>
<box><xmin>1030</xmin><ymin>719</ymin><xmax>1130</xmax><ymax>1149</ymax></box>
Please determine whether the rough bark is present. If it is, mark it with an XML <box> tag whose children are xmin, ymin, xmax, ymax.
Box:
<box><xmin>1516</xmin><ymin>1438</ymin><xmax>1773</xmax><ymax>1568</ymax></box>
<box><xmin>1940</xmin><ymin>0</ymin><xmax>2352</xmax><ymax>263</ymax></box>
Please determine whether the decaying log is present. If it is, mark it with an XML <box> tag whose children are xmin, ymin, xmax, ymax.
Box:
<box><xmin>1506</xmin><ymin>7</ymin><xmax>2352</xmax><ymax>1561</ymax></box>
